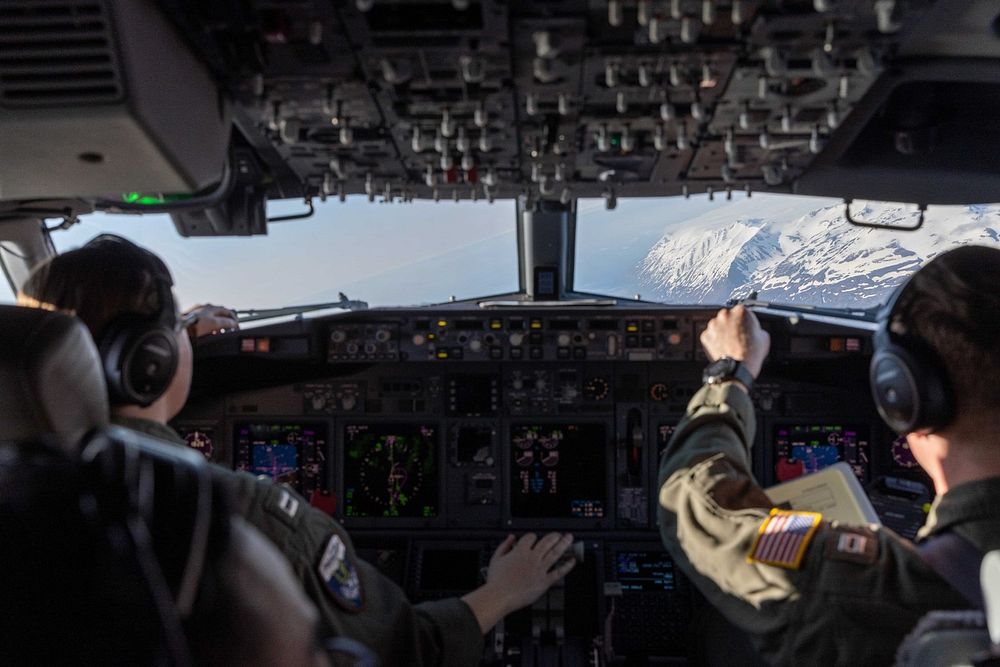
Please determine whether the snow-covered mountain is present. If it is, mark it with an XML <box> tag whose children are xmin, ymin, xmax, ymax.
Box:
<box><xmin>638</xmin><ymin>199</ymin><xmax>1000</xmax><ymax>308</ymax></box>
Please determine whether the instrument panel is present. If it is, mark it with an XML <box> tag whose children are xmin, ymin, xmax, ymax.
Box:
<box><xmin>181</xmin><ymin>307</ymin><xmax>931</xmax><ymax>665</ymax></box>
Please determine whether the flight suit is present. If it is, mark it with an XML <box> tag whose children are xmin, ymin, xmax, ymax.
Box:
<box><xmin>114</xmin><ymin>416</ymin><xmax>483</xmax><ymax>667</ymax></box>
<box><xmin>656</xmin><ymin>382</ymin><xmax>1000</xmax><ymax>666</ymax></box>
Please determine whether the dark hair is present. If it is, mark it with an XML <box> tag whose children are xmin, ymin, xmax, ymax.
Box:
<box><xmin>19</xmin><ymin>235</ymin><xmax>174</xmax><ymax>340</ymax></box>
<box><xmin>893</xmin><ymin>245</ymin><xmax>1000</xmax><ymax>429</ymax></box>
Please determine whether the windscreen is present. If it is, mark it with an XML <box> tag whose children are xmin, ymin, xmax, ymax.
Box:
<box><xmin>46</xmin><ymin>198</ymin><xmax>517</xmax><ymax>310</ymax></box>
<box><xmin>575</xmin><ymin>194</ymin><xmax>1000</xmax><ymax>309</ymax></box>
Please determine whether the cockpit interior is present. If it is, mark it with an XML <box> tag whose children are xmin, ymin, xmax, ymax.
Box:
<box><xmin>2</xmin><ymin>0</ymin><xmax>999</xmax><ymax>664</ymax></box>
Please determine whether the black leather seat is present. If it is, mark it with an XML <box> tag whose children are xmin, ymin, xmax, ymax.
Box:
<box><xmin>0</xmin><ymin>305</ymin><xmax>108</xmax><ymax>448</ymax></box>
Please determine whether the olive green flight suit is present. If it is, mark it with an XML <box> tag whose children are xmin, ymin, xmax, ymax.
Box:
<box><xmin>114</xmin><ymin>416</ymin><xmax>483</xmax><ymax>667</ymax></box>
<box><xmin>657</xmin><ymin>383</ymin><xmax>1000</xmax><ymax>666</ymax></box>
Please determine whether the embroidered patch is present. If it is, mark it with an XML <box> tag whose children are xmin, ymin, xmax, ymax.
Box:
<box><xmin>318</xmin><ymin>534</ymin><xmax>364</xmax><ymax>612</ymax></box>
<box><xmin>747</xmin><ymin>509</ymin><xmax>822</xmax><ymax>569</ymax></box>
<box><xmin>825</xmin><ymin>526</ymin><xmax>879</xmax><ymax>565</ymax></box>
<box><xmin>278</xmin><ymin>489</ymin><xmax>300</xmax><ymax>519</ymax></box>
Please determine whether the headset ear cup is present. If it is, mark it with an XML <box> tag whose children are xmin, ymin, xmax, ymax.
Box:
<box><xmin>99</xmin><ymin>317</ymin><xmax>179</xmax><ymax>407</ymax></box>
<box><xmin>870</xmin><ymin>346</ymin><xmax>921</xmax><ymax>433</ymax></box>
<box><xmin>870</xmin><ymin>343</ymin><xmax>953</xmax><ymax>433</ymax></box>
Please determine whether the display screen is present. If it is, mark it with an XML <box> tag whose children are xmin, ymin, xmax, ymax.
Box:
<box><xmin>451</xmin><ymin>424</ymin><xmax>494</xmax><ymax>465</ymax></box>
<box><xmin>252</xmin><ymin>444</ymin><xmax>299</xmax><ymax>478</ymax></box>
<box><xmin>344</xmin><ymin>424</ymin><xmax>439</xmax><ymax>518</ymax></box>
<box><xmin>419</xmin><ymin>549</ymin><xmax>482</xmax><ymax>591</ymax></box>
<box><xmin>448</xmin><ymin>375</ymin><xmax>498</xmax><ymax>416</ymax></box>
<box><xmin>234</xmin><ymin>423</ymin><xmax>328</xmax><ymax>495</ymax></box>
<box><xmin>510</xmin><ymin>423</ymin><xmax>606</xmax><ymax>519</ymax></box>
<box><xmin>615</xmin><ymin>551</ymin><xmax>677</xmax><ymax>592</ymax></box>
<box><xmin>774</xmin><ymin>424</ymin><xmax>870</xmax><ymax>482</ymax></box>
<box><xmin>177</xmin><ymin>426</ymin><xmax>214</xmax><ymax>460</ymax></box>
<box><xmin>890</xmin><ymin>435</ymin><xmax>920</xmax><ymax>469</ymax></box>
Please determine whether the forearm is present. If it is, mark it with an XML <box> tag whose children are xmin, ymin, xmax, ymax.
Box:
<box><xmin>461</xmin><ymin>583</ymin><xmax>512</xmax><ymax>634</ymax></box>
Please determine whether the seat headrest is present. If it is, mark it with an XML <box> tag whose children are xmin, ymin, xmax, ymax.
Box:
<box><xmin>0</xmin><ymin>305</ymin><xmax>109</xmax><ymax>449</ymax></box>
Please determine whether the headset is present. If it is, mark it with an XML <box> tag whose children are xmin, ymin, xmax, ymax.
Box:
<box><xmin>88</xmin><ymin>236</ymin><xmax>182</xmax><ymax>407</ymax></box>
<box><xmin>870</xmin><ymin>275</ymin><xmax>955</xmax><ymax>434</ymax></box>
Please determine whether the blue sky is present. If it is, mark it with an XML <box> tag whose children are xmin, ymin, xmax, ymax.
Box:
<box><xmin>2</xmin><ymin>192</ymin><xmax>840</xmax><ymax>309</ymax></box>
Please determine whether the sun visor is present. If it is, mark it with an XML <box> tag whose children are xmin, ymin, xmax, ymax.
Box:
<box><xmin>0</xmin><ymin>0</ymin><xmax>230</xmax><ymax>201</ymax></box>
<box><xmin>796</xmin><ymin>59</ymin><xmax>1000</xmax><ymax>205</ymax></box>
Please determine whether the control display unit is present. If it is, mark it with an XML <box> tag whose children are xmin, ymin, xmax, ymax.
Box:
<box><xmin>774</xmin><ymin>424</ymin><xmax>870</xmax><ymax>482</ymax></box>
<box><xmin>615</xmin><ymin>551</ymin><xmax>677</xmax><ymax>593</ymax></box>
<box><xmin>344</xmin><ymin>423</ymin><xmax>439</xmax><ymax>518</ymax></box>
<box><xmin>233</xmin><ymin>423</ymin><xmax>329</xmax><ymax>497</ymax></box>
<box><xmin>510</xmin><ymin>423</ymin><xmax>606</xmax><ymax>519</ymax></box>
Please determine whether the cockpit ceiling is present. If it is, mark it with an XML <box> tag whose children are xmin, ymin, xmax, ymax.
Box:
<box><xmin>3</xmin><ymin>0</ymin><xmax>999</xmax><ymax>206</ymax></box>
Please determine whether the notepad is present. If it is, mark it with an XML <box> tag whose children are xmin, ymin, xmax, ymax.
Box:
<box><xmin>765</xmin><ymin>462</ymin><xmax>881</xmax><ymax>525</ymax></box>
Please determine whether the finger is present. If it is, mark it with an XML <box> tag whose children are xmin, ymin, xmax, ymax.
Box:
<box><xmin>491</xmin><ymin>534</ymin><xmax>515</xmax><ymax>563</ymax></box>
<box><xmin>548</xmin><ymin>558</ymin><xmax>576</xmax><ymax>583</ymax></box>
<box><xmin>516</xmin><ymin>532</ymin><xmax>538</xmax><ymax>551</ymax></box>
<box><xmin>542</xmin><ymin>534</ymin><xmax>574</xmax><ymax>565</ymax></box>
<box><xmin>533</xmin><ymin>532</ymin><xmax>563</xmax><ymax>555</ymax></box>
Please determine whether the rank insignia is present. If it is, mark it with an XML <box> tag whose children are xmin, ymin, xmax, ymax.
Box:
<box><xmin>747</xmin><ymin>509</ymin><xmax>822</xmax><ymax>570</ymax></box>
<box><xmin>825</xmin><ymin>526</ymin><xmax>879</xmax><ymax>565</ymax></box>
<box><xmin>317</xmin><ymin>534</ymin><xmax>365</xmax><ymax>612</ymax></box>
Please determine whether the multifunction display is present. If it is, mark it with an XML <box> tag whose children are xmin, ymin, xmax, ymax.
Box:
<box><xmin>344</xmin><ymin>424</ymin><xmax>439</xmax><ymax>518</ymax></box>
<box><xmin>510</xmin><ymin>423</ymin><xmax>606</xmax><ymax>519</ymax></box>
<box><xmin>233</xmin><ymin>423</ymin><xmax>329</xmax><ymax>497</ymax></box>
<box><xmin>774</xmin><ymin>424</ymin><xmax>870</xmax><ymax>482</ymax></box>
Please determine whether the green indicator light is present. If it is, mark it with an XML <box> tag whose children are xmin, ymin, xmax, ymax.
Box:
<box><xmin>121</xmin><ymin>192</ymin><xmax>195</xmax><ymax>205</ymax></box>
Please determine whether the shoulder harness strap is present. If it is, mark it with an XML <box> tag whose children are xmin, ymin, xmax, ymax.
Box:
<box><xmin>918</xmin><ymin>531</ymin><xmax>985</xmax><ymax>609</ymax></box>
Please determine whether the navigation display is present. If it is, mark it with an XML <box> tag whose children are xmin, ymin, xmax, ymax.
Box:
<box><xmin>344</xmin><ymin>424</ymin><xmax>439</xmax><ymax>518</ymax></box>
<box><xmin>510</xmin><ymin>423</ymin><xmax>606</xmax><ymax>519</ymax></box>
<box><xmin>234</xmin><ymin>423</ymin><xmax>328</xmax><ymax>496</ymax></box>
<box><xmin>615</xmin><ymin>551</ymin><xmax>677</xmax><ymax>592</ymax></box>
<box><xmin>774</xmin><ymin>424</ymin><xmax>870</xmax><ymax>482</ymax></box>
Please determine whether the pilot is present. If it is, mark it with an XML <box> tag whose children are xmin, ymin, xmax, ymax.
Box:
<box><xmin>0</xmin><ymin>441</ymin><xmax>333</xmax><ymax>667</ymax></box>
<box><xmin>17</xmin><ymin>234</ymin><xmax>577</xmax><ymax>666</ymax></box>
<box><xmin>656</xmin><ymin>245</ymin><xmax>1000</xmax><ymax>665</ymax></box>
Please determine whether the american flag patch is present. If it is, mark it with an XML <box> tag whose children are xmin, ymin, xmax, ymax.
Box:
<box><xmin>747</xmin><ymin>509</ymin><xmax>822</xmax><ymax>569</ymax></box>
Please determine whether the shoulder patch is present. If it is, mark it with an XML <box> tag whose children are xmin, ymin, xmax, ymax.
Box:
<box><xmin>747</xmin><ymin>508</ymin><xmax>822</xmax><ymax>570</ymax></box>
<box><xmin>825</xmin><ymin>526</ymin><xmax>879</xmax><ymax>565</ymax></box>
<box><xmin>317</xmin><ymin>534</ymin><xmax>365</xmax><ymax>613</ymax></box>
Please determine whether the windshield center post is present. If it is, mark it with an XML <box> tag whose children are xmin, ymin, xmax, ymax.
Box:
<box><xmin>517</xmin><ymin>198</ymin><xmax>576</xmax><ymax>301</ymax></box>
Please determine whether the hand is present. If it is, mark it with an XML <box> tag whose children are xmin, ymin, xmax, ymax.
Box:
<box><xmin>700</xmin><ymin>304</ymin><xmax>770</xmax><ymax>379</ymax></box>
<box><xmin>461</xmin><ymin>532</ymin><xmax>575</xmax><ymax>633</ymax></box>
<box><xmin>184</xmin><ymin>304</ymin><xmax>239</xmax><ymax>338</ymax></box>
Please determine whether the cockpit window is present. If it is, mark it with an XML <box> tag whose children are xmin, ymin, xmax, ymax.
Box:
<box><xmin>0</xmin><ymin>273</ymin><xmax>12</xmax><ymax>304</ymax></box>
<box><xmin>49</xmin><ymin>198</ymin><xmax>518</xmax><ymax>310</ymax></box>
<box><xmin>575</xmin><ymin>194</ymin><xmax>1000</xmax><ymax>309</ymax></box>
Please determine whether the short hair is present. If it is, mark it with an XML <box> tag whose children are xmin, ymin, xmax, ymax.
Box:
<box><xmin>18</xmin><ymin>235</ymin><xmax>174</xmax><ymax>340</ymax></box>
<box><xmin>892</xmin><ymin>245</ymin><xmax>1000</xmax><ymax>428</ymax></box>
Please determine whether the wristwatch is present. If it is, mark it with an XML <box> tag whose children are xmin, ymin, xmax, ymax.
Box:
<box><xmin>702</xmin><ymin>356</ymin><xmax>755</xmax><ymax>391</ymax></box>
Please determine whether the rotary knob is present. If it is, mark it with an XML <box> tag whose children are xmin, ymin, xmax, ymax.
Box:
<box><xmin>509</xmin><ymin>332</ymin><xmax>524</xmax><ymax>346</ymax></box>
